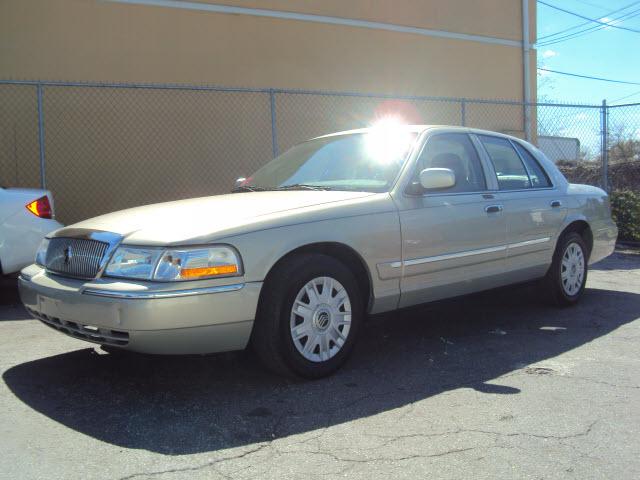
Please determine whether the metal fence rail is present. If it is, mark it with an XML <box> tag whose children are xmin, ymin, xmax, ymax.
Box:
<box><xmin>1</xmin><ymin>79</ymin><xmax>639</xmax><ymax>224</ymax></box>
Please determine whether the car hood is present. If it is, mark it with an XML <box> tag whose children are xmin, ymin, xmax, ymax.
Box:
<box><xmin>65</xmin><ymin>190</ymin><xmax>378</xmax><ymax>244</ymax></box>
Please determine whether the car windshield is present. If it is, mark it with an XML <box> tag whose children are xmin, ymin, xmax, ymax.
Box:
<box><xmin>240</xmin><ymin>128</ymin><xmax>419</xmax><ymax>193</ymax></box>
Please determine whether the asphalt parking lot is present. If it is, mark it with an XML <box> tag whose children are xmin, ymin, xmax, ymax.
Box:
<box><xmin>1</xmin><ymin>250</ymin><xmax>639</xmax><ymax>480</ymax></box>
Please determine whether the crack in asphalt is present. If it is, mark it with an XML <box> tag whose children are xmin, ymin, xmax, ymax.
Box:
<box><xmin>362</xmin><ymin>420</ymin><xmax>598</xmax><ymax>448</ymax></box>
<box><xmin>109</xmin><ymin>372</ymin><xmax>602</xmax><ymax>479</ymax></box>
<box><xmin>115</xmin><ymin>443</ymin><xmax>271</xmax><ymax>480</ymax></box>
<box><xmin>563</xmin><ymin>375</ymin><xmax>640</xmax><ymax>390</ymax></box>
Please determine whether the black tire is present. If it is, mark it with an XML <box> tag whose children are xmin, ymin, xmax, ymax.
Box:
<box><xmin>542</xmin><ymin>231</ymin><xmax>588</xmax><ymax>306</ymax></box>
<box><xmin>250</xmin><ymin>253</ymin><xmax>363</xmax><ymax>379</ymax></box>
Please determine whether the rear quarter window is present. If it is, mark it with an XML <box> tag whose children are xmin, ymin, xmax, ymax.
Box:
<box><xmin>479</xmin><ymin>135</ymin><xmax>531</xmax><ymax>190</ymax></box>
<box><xmin>513</xmin><ymin>142</ymin><xmax>552</xmax><ymax>188</ymax></box>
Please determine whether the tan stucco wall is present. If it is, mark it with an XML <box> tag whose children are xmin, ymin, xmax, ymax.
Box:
<box><xmin>1</xmin><ymin>0</ymin><xmax>535</xmax><ymax>100</ymax></box>
<box><xmin>191</xmin><ymin>0</ymin><xmax>527</xmax><ymax>41</ymax></box>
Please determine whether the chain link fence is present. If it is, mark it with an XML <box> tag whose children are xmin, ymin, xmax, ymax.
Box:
<box><xmin>1</xmin><ymin>80</ymin><xmax>639</xmax><ymax>225</ymax></box>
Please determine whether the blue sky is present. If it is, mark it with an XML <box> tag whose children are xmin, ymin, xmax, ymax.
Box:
<box><xmin>537</xmin><ymin>0</ymin><xmax>640</xmax><ymax>105</ymax></box>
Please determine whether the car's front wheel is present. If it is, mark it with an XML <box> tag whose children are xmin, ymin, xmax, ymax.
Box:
<box><xmin>251</xmin><ymin>253</ymin><xmax>363</xmax><ymax>378</ymax></box>
<box><xmin>543</xmin><ymin>231</ymin><xmax>588</xmax><ymax>306</ymax></box>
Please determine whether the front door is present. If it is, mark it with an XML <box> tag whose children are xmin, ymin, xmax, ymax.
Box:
<box><xmin>395</xmin><ymin>132</ymin><xmax>507</xmax><ymax>308</ymax></box>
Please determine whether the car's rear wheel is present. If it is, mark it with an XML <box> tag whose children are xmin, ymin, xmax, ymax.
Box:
<box><xmin>251</xmin><ymin>253</ymin><xmax>363</xmax><ymax>378</ymax></box>
<box><xmin>542</xmin><ymin>231</ymin><xmax>588</xmax><ymax>306</ymax></box>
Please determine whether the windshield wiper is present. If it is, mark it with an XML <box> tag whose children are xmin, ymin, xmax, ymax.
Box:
<box><xmin>274</xmin><ymin>184</ymin><xmax>333</xmax><ymax>191</ymax></box>
<box><xmin>231</xmin><ymin>185</ymin><xmax>268</xmax><ymax>193</ymax></box>
<box><xmin>232</xmin><ymin>183</ymin><xmax>333</xmax><ymax>193</ymax></box>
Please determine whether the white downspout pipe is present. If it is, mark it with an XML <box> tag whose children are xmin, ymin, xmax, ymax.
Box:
<box><xmin>522</xmin><ymin>0</ymin><xmax>532</xmax><ymax>142</ymax></box>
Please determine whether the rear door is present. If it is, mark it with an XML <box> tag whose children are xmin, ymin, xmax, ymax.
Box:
<box><xmin>476</xmin><ymin>135</ymin><xmax>566</xmax><ymax>281</ymax></box>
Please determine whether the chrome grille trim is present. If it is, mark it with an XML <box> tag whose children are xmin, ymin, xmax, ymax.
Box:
<box><xmin>46</xmin><ymin>229</ymin><xmax>124</xmax><ymax>279</ymax></box>
<box><xmin>45</xmin><ymin>238</ymin><xmax>109</xmax><ymax>279</ymax></box>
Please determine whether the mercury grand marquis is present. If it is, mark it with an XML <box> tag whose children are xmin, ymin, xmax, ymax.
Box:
<box><xmin>19</xmin><ymin>125</ymin><xmax>618</xmax><ymax>378</ymax></box>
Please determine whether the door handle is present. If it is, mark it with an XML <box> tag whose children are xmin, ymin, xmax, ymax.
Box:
<box><xmin>550</xmin><ymin>200</ymin><xmax>562</xmax><ymax>208</ymax></box>
<box><xmin>485</xmin><ymin>204</ymin><xmax>503</xmax><ymax>214</ymax></box>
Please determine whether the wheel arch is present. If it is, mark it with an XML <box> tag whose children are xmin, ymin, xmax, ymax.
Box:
<box><xmin>558</xmin><ymin>219</ymin><xmax>594</xmax><ymax>258</ymax></box>
<box><xmin>259</xmin><ymin>241</ymin><xmax>374</xmax><ymax>313</ymax></box>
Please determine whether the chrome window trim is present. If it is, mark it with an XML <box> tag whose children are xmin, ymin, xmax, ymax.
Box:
<box><xmin>470</xmin><ymin>133</ymin><xmax>500</xmax><ymax>191</ymax></box>
<box><xmin>389</xmin><ymin>236</ymin><xmax>551</xmax><ymax>268</ymax></box>
<box><xmin>477</xmin><ymin>134</ymin><xmax>557</xmax><ymax>193</ymax></box>
<box><xmin>508</xmin><ymin>138</ymin><xmax>535</xmax><ymax>188</ymax></box>
<box><xmin>477</xmin><ymin>134</ymin><xmax>532</xmax><ymax>192</ymax></box>
<box><xmin>413</xmin><ymin>191</ymin><xmax>495</xmax><ymax>198</ymax></box>
<box><xmin>81</xmin><ymin>282</ymin><xmax>245</xmax><ymax>299</ymax></box>
<box><xmin>409</xmin><ymin>186</ymin><xmax>558</xmax><ymax>200</ymax></box>
<box><xmin>387</xmin><ymin>129</ymin><xmax>428</xmax><ymax>191</ymax></box>
<box><xmin>401</xmin><ymin>131</ymin><xmax>491</xmax><ymax>198</ymax></box>
<box><xmin>509</xmin><ymin>139</ymin><xmax>555</xmax><ymax>189</ymax></box>
<box><xmin>495</xmin><ymin>187</ymin><xmax>557</xmax><ymax>194</ymax></box>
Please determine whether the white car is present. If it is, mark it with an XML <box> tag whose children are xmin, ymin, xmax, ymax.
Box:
<box><xmin>0</xmin><ymin>187</ymin><xmax>63</xmax><ymax>275</ymax></box>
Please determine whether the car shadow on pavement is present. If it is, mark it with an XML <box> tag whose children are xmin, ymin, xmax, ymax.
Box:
<box><xmin>0</xmin><ymin>278</ymin><xmax>30</xmax><ymax>321</ymax></box>
<box><xmin>591</xmin><ymin>249</ymin><xmax>640</xmax><ymax>271</ymax></box>
<box><xmin>3</xmin><ymin>285</ymin><xmax>639</xmax><ymax>455</ymax></box>
<box><xmin>0</xmin><ymin>277</ymin><xmax>21</xmax><ymax>310</ymax></box>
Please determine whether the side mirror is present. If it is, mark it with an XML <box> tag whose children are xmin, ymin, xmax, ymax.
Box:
<box><xmin>419</xmin><ymin>168</ymin><xmax>456</xmax><ymax>190</ymax></box>
<box><xmin>234</xmin><ymin>177</ymin><xmax>247</xmax><ymax>188</ymax></box>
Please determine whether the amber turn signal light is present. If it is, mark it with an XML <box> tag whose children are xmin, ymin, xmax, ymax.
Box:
<box><xmin>179</xmin><ymin>264</ymin><xmax>238</xmax><ymax>279</ymax></box>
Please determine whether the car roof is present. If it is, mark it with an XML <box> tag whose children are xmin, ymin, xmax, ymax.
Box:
<box><xmin>313</xmin><ymin>125</ymin><xmax>528</xmax><ymax>144</ymax></box>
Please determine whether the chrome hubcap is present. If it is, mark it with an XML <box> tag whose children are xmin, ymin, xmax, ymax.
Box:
<box><xmin>561</xmin><ymin>242</ymin><xmax>585</xmax><ymax>296</ymax></box>
<box><xmin>290</xmin><ymin>276</ymin><xmax>352</xmax><ymax>363</ymax></box>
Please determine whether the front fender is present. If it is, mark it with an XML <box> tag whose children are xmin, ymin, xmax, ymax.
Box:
<box><xmin>219</xmin><ymin>211</ymin><xmax>403</xmax><ymax>314</ymax></box>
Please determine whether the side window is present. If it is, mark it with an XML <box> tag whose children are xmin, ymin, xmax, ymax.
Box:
<box><xmin>415</xmin><ymin>133</ymin><xmax>486</xmax><ymax>193</ymax></box>
<box><xmin>513</xmin><ymin>142</ymin><xmax>552</xmax><ymax>188</ymax></box>
<box><xmin>479</xmin><ymin>135</ymin><xmax>531</xmax><ymax>190</ymax></box>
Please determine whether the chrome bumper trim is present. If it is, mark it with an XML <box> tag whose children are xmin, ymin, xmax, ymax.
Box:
<box><xmin>81</xmin><ymin>283</ymin><xmax>245</xmax><ymax>299</ymax></box>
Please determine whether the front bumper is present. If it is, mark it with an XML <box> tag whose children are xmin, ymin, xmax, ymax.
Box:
<box><xmin>18</xmin><ymin>265</ymin><xmax>262</xmax><ymax>354</ymax></box>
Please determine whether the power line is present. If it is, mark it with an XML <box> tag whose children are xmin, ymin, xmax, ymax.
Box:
<box><xmin>538</xmin><ymin>0</ymin><xmax>640</xmax><ymax>33</ymax></box>
<box><xmin>537</xmin><ymin>7</ymin><xmax>640</xmax><ymax>46</ymax></box>
<box><xmin>538</xmin><ymin>6</ymin><xmax>640</xmax><ymax>45</ymax></box>
<box><xmin>611</xmin><ymin>89</ymin><xmax>640</xmax><ymax>103</ymax></box>
<box><xmin>538</xmin><ymin>1</ymin><xmax>640</xmax><ymax>41</ymax></box>
<box><xmin>538</xmin><ymin>68</ymin><xmax>640</xmax><ymax>85</ymax></box>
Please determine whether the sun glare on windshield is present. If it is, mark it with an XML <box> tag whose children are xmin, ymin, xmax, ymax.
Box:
<box><xmin>365</xmin><ymin>117</ymin><xmax>415</xmax><ymax>164</ymax></box>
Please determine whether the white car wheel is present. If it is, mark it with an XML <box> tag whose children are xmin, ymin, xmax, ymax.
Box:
<box><xmin>289</xmin><ymin>276</ymin><xmax>352</xmax><ymax>363</ymax></box>
<box><xmin>560</xmin><ymin>242</ymin><xmax>586</xmax><ymax>297</ymax></box>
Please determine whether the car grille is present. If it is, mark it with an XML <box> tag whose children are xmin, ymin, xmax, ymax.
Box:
<box><xmin>45</xmin><ymin>237</ymin><xmax>109</xmax><ymax>279</ymax></box>
<box><xmin>27</xmin><ymin>308</ymin><xmax>130</xmax><ymax>346</ymax></box>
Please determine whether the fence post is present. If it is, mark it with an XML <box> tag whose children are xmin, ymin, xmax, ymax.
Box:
<box><xmin>36</xmin><ymin>83</ymin><xmax>46</xmax><ymax>189</ymax></box>
<box><xmin>269</xmin><ymin>89</ymin><xmax>279</xmax><ymax>158</ymax></box>
<box><xmin>601</xmin><ymin>99</ymin><xmax>609</xmax><ymax>192</ymax></box>
<box><xmin>460</xmin><ymin>99</ymin><xmax>466</xmax><ymax>126</ymax></box>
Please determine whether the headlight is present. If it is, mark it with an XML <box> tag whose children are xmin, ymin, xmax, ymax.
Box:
<box><xmin>104</xmin><ymin>245</ymin><xmax>242</xmax><ymax>281</ymax></box>
<box><xmin>104</xmin><ymin>247</ymin><xmax>164</xmax><ymax>280</ymax></box>
<box><xmin>35</xmin><ymin>238</ymin><xmax>50</xmax><ymax>266</ymax></box>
